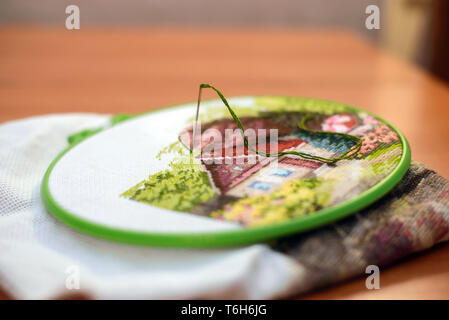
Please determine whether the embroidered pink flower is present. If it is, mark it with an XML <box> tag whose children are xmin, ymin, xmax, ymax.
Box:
<box><xmin>358</xmin><ymin>124</ymin><xmax>399</xmax><ymax>155</ymax></box>
<box><xmin>380</xmin><ymin>131</ymin><xmax>399</xmax><ymax>144</ymax></box>
<box><xmin>322</xmin><ymin>114</ymin><xmax>357</xmax><ymax>133</ymax></box>
<box><xmin>363</xmin><ymin>115</ymin><xmax>380</xmax><ymax>125</ymax></box>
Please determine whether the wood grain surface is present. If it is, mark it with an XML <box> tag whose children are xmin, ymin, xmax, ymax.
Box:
<box><xmin>1</xmin><ymin>27</ymin><xmax>449</xmax><ymax>299</ymax></box>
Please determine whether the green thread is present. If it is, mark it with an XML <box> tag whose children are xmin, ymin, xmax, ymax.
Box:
<box><xmin>185</xmin><ymin>84</ymin><xmax>362</xmax><ymax>164</ymax></box>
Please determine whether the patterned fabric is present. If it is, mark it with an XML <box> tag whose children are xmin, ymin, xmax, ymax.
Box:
<box><xmin>274</xmin><ymin>162</ymin><xmax>449</xmax><ymax>295</ymax></box>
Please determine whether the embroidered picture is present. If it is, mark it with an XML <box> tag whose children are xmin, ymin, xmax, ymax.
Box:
<box><xmin>121</xmin><ymin>97</ymin><xmax>402</xmax><ymax>228</ymax></box>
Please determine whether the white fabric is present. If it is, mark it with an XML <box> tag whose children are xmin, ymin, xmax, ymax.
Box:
<box><xmin>0</xmin><ymin>113</ymin><xmax>305</xmax><ymax>299</ymax></box>
<box><xmin>48</xmin><ymin>106</ymin><xmax>240</xmax><ymax>233</ymax></box>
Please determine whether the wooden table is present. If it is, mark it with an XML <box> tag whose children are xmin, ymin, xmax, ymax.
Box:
<box><xmin>1</xmin><ymin>27</ymin><xmax>449</xmax><ymax>299</ymax></box>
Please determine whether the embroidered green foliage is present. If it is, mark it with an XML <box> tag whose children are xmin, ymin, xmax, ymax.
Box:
<box><xmin>156</xmin><ymin>141</ymin><xmax>187</xmax><ymax>160</ymax></box>
<box><xmin>211</xmin><ymin>177</ymin><xmax>331</xmax><ymax>227</ymax></box>
<box><xmin>121</xmin><ymin>161</ymin><xmax>216</xmax><ymax>212</ymax></box>
<box><xmin>255</xmin><ymin>96</ymin><xmax>349</xmax><ymax>115</ymax></box>
<box><xmin>366</xmin><ymin>142</ymin><xmax>401</xmax><ymax>161</ymax></box>
<box><xmin>371</xmin><ymin>153</ymin><xmax>401</xmax><ymax>176</ymax></box>
<box><xmin>360</xmin><ymin>143</ymin><xmax>402</xmax><ymax>181</ymax></box>
<box><xmin>193</xmin><ymin>96</ymin><xmax>349</xmax><ymax>124</ymax></box>
<box><xmin>120</xmin><ymin>180</ymin><xmax>145</xmax><ymax>198</ymax></box>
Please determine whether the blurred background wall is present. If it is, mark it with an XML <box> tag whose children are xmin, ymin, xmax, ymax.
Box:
<box><xmin>0</xmin><ymin>0</ymin><xmax>447</xmax><ymax>81</ymax></box>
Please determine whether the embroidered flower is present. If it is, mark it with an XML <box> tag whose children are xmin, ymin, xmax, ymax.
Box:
<box><xmin>322</xmin><ymin>114</ymin><xmax>357</xmax><ymax>133</ymax></box>
<box><xmin>363</xmin><ymin>115</ymin><xmax>380</xmax><ymax>125</ymax></box>
<box><xmin>358</xmin><ymin>125</ymin><xmax>399</xmax><ymax>155</ymax></box>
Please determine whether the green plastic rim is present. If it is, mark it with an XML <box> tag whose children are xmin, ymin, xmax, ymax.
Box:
<box><xmin>41</xmin><ymin>96</ymin><xmax>411</xmax><ymax>248</ymax></box>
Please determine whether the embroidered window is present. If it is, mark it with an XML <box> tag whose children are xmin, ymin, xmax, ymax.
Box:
<box><xmin>269</xmin><ymin>168</ymin><xmax>292</xmax><ymax>177</ymax></box>
<box><xmin>249</xmin><ymin>181</ymin><xmax>272</xmax><ymax>191</ymax></box>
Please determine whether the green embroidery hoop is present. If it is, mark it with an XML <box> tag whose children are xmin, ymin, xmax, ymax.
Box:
<box><xmin>41</xmin><ymin>96</ymin><xmax>411</xmax><ymax>248</ymax></box>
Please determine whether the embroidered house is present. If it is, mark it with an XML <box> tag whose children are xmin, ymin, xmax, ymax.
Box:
<box><xmin>180</xmin><ymin>115</ymin><xmax>346</xmax><ymax>214</ymax></box>
<box><xmin>201</xmin><ymin>142</ymin><xmax>326</xmax><ymax>198</ymax></box>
